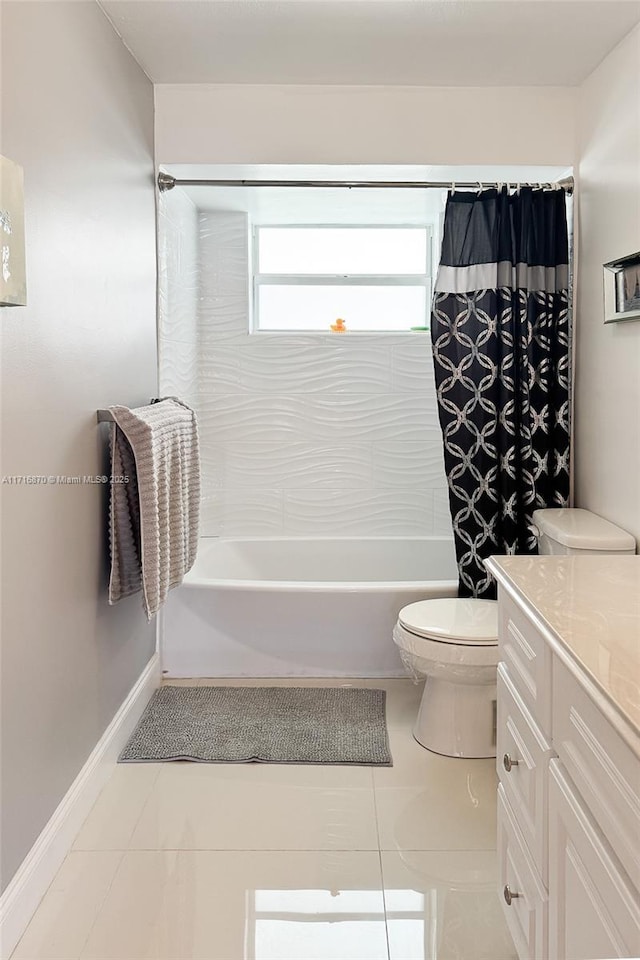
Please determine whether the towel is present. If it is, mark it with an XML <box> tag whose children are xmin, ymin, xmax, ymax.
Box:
<box><xmin>107</xmin><ymin>397</ymin><xmax>200</xmax><ymax>619</ymax></box>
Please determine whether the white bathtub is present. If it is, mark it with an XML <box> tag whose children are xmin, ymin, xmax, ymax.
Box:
<box><xmin>161</xmin><ymin>537</ymin><xmax>458</xmax><ymax>678</ymax></box>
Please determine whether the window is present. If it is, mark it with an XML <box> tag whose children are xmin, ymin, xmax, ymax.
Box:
<box><xmin>252</xmin><ymin>225</ymin><xmax>432</xmax><ymax>333</ymax></box>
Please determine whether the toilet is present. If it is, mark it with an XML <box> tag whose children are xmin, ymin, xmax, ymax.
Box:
<box><xmin>393</xmin><ymin>598</ymin><xmax>500</xmax><ymax>758</ymax></box>
<box><xmin>393</xmin><ymin>507</ymin><xmax>636</xmax><ymax>759</ymax></box>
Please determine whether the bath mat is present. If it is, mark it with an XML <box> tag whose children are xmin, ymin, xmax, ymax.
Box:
<box><xmin>119</xmin><ymin>685</ymin><xmax>392</xmax><ymax>765</ymax></box>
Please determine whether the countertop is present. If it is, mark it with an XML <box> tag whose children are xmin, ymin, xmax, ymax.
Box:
<box><xmin>485</xmin><ymin>554</ymin><xmax>640</xmax><ymax>744</ymax></box>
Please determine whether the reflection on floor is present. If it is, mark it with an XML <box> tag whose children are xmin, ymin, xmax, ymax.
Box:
<box><xmin>12</xmin><ymin>679</ymin><xmax>517</xmax><ymax>960</ymax></box>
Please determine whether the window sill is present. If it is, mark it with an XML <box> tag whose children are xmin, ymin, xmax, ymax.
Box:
<box><xmin>248</xmin><ymin>329</ymin><xmax>431</xmax><ymax>337</ymax></box>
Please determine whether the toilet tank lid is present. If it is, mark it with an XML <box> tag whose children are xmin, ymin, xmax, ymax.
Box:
<box><xmin>398</xmin><ymin>598</ymin><xmax>498</xmax><ymax>644</ymax></box>
<box><xmin>532</xmin><ymin>508</ymin><xmax>636</xmax><ymax>551</ymax></box>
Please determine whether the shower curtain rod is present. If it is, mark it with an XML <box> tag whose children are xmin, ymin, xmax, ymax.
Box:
<box><xmin>157</xmin><ymin>172</ymin><xmax>574</xmax><ymax>195</ymax></box>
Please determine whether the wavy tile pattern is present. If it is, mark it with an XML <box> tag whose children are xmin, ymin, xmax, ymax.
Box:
<box><xmin>200</xmin><ymin>442</ymin><xmax>374</xmax><ymax>490</ymax></box>
<box><xmin>391</xmin><ymin>340</ymin><xmax>436</xmax><ymax>390</ymax></box>
<box><xmin>283</xmin><ymin>490</ymin><xmax>437</xmax><ymax>537</ymax></box>
<box><xmin>197</xmin><ymin>395</ymin><xmax>441</xmax><ymax>444</ymax></box>
<box><xmin>433</xmin><ymin>488</ymin><xmax>455</xmax><ymax>536</ymax></box>
<box><xmin>199</xmin><ymin>214</ymin><xmax>250</xmax><ymax>300</ymax></box>
<box><xmin>198</xmin><ymin>213</ymin><xmax>250</xmax><ymax>346</ymax></box>
<box><xmin>200</xmin><ymin>491</ymin><xmax>284</xmax><ymax>536</ymax></box>
<box><xmin>372</xmin><ymin>441</ymin><xmax>446</xmax><ymax>487</ymax></box>
<box><xmin>159</xmin><ymin>209</ymin><xmax>451</xmax><ymax>537</ymax></box>
<box><xmin>157</xmin><ymin>191</ymin><xmax>199</xmax><ymax>399</ymax></box>
<box><xmin>159</xmin><ymin>337</ymin><xmax>199</xmax><ymax>407</ymax></box>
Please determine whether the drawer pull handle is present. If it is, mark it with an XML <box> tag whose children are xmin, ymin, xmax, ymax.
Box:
<box><xmin>503</xmin><ymin>884</ymin><xmax>521</xmax><ymax>906</ymax></box>
<box><xmin>503</xmin><ymin>753</ymin><xmax>519</xmax><ymax>772</ymax></box>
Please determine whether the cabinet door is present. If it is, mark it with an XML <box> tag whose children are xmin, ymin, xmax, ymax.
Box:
<box><xmin>498</xmin><ymin>591</ymin><xmax>552</xmax><ymax>732</ymax></box>
<box><xmin>549</xmin><ymin>760</ymin><xmax>640</xmax><ymax>960</ymax></box>
<box><xmin>497</xmin><ymin>664</ymin><xmax>554</xmax><ymax>883</ymax></box>
<box><xmin>498</xmin><ymin>785</ymin><xmax>547</xmax><ymax>960</ymax></box>
<box><xmin>552</xmin><ymin>656</ymin><xmax>640</xmax><ymax>889</ymax></box>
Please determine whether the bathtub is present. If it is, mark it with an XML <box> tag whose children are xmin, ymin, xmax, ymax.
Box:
<box><xmin>161</xmin><ymin>537</ymin><xmax>458</xmax><ymax>678</ymax></box>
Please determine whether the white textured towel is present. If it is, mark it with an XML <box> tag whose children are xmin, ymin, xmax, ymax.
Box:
<box><xmin>108</xmin><ymin>398</ymin><xmax>200</xmax><ymax>619</ymax></box>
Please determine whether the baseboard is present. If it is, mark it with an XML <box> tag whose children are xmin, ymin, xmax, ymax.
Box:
<box><xmin>0</xmin><ymin>653</ymin><xmax>160</xmax><ymax>960</ymax></box>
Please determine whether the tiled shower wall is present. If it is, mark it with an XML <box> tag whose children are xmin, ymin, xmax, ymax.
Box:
<box><xmin>158</xmin><ymin>188</ymin><xmax>199</xmax><ymax>408</ymax></box>
<box><xmin>160</xmin><ymin>200</ymin><xmax>451</xmax><ymax>538</ymax></box>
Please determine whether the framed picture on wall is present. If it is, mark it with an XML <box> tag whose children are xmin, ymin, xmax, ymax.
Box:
<box><xmin>603</xmin><ymin>251</ymin><xmax>640</xmax><ymax>324</ymax></box>
<box><xmin>0</xmin><ymin>155</ymin><xmax>27</xmax><ymax>307</ymax></box>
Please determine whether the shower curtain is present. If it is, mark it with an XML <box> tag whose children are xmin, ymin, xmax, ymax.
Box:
<box><xmin>431</xmin><ymin>186</ymin><xmax>570</xmax><ymax>598</ymax></box>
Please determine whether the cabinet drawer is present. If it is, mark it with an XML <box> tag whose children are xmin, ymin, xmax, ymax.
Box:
<box><xmin>548</xmin><ymin>760</ymin><xmax>640</xmax><ymax>960</ymax></box>
<box><xmin>498</xmin><ymin>784</ymin><xmax>547</xmax><ymax>960</ymax></box>
<box><xmin>552</xmin><ymin>657</ymin><xmax>640</xmax><ymax>889</ymax></box>
<box><xmin>499</xmin><ymin>591</ymin><xmax>552</xmax><ymax>733</ymax></box>
<box><xmin>497</xmin><ymin>663</ymin><xmax>554</xmax><ymax>883</ymax></box>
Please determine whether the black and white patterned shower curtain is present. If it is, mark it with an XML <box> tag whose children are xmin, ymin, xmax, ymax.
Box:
<box><xmin>431</xmin><ymin>187</ymin><xmax>570</xmax><ymax>598</ymax></box>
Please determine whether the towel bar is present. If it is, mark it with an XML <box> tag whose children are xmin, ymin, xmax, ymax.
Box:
<box><xmin>97</xmin><ymin>399</ymin><xmax>163</xmax><ymax>424</ymax></box>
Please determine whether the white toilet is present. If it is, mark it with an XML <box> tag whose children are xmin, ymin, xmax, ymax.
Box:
<box><xmin>393</xmin><ymin>507</ymin><xmax>635</xmax><ymax>759</ymax></box>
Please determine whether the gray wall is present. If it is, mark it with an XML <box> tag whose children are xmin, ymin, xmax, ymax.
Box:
<box><xmin>574</xmin><ymin>24</ymin><xmax>640</xmax><ymax>545</ymax></box>
<box><xmin>0</xmin><ymin>1</ymin><xmax>157</xmax><ymax>889</ymax></box>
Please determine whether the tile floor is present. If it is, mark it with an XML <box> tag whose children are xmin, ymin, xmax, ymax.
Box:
<box><xmin>12</xmin><ymin>679</ymin><xmax>517</xmax><ymax>960</ymax></box>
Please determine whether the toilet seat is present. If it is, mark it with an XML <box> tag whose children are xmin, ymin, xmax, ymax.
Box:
<box><xmin>398</xmin><ymin>598</ymin><xmax>498</xmax><ymax>646</ymax></box>
<box><xmin>393</xmin><ymin>621</ymin><xmax>499</xmax><ymax>669</ymax></box>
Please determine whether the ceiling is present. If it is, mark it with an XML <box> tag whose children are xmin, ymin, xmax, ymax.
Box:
<box><xmin>98</xmin><ymin>0</ymin><xmax>640</xmax><ymax>87</ymax></box>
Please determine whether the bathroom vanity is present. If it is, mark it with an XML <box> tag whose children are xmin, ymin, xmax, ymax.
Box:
<box><xmin>486</xmin><ymin>555</ymin><xmax>640</xmax><ymax>960</ymax></box>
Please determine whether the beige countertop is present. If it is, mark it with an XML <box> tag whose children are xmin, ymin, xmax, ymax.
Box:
<box><xmin>485</xmin><ymin>555</ymin><xmax>640</xmax><ymax>741</ymax></box>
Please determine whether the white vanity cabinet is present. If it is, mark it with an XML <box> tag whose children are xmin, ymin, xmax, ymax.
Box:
<box><xmin>548</xmin><ymin>759</ymin><xmax>640</xmax><ymax>960</ymax></box>
<box><xmin>487</xmin><ymin>556</ymin><xmax>640</xmax><ymax>960</ymax></box>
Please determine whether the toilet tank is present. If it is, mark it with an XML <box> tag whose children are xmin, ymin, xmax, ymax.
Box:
<box><xmin>531</xmin><ymin>508</ymin><xmax>636</xmax><ymax>556</ymax></box>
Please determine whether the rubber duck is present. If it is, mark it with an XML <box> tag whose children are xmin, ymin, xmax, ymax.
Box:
<box><xmin>330</xmin><ymin>318</ymin><xmax>346</xmax><ymax>332</ymax></box>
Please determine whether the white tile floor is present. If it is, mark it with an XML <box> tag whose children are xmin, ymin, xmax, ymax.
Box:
<box><xmin>13</xmin><ymin>679</ymin><xmax>517</xmax><ymax>960</ymax></box>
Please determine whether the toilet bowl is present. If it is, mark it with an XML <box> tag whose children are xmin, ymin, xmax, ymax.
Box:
<box><xmin>393</xmin><ymin>598</ymin><xmax>499</xmax><ymax>759</ymax></box>
<box><xmin>393</xmin><ymin>508</ymin><xmax>635</xmax><ymax>760</ymax></box>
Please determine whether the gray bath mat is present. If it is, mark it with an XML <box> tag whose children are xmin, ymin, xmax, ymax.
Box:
<box><xmin>119</xmin><ymin>685</ymin><xmax>392</xmax><ymax>765</ymax></box>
